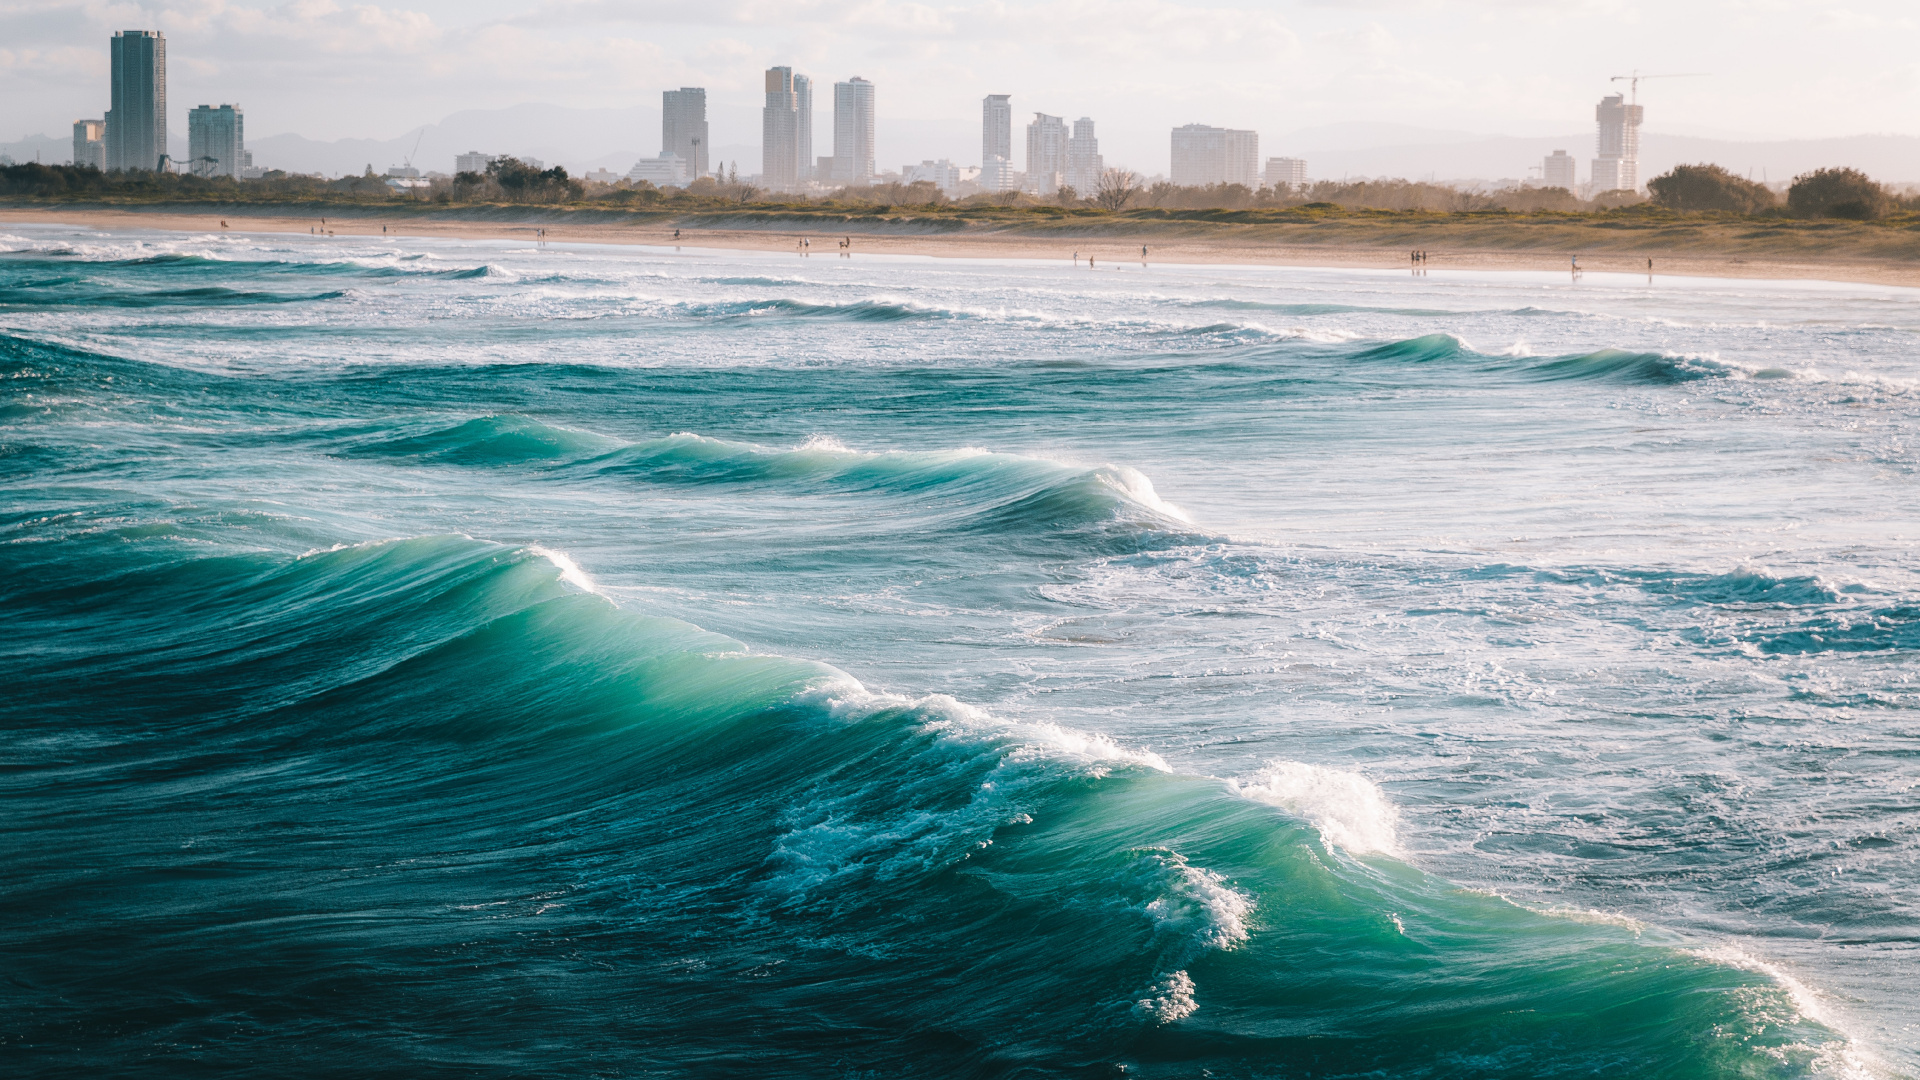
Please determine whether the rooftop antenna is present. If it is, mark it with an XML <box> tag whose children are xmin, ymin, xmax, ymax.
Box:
<box><xmin>1610</xmin><ymin>70</ymin><xmax>1710</xmax><ymax>106</ymax></box>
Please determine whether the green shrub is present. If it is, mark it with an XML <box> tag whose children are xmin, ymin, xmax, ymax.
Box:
<box><xmin>1647</xmin><ymin>164</ymin><xmax>1775</xmax><ymax>213</ymax></box>
<box><xmin>1788</xmin><ymin>167</ymin><xmax>1889</xmax><ymax>219</ymax></box>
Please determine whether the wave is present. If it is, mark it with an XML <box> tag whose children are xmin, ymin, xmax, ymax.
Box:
<box><xmin>0</xmin><ymin>533</ymin><xmax>1852</xmax><ymax>1074</ymax></box>
<box><xmin>591</xmin><ymin>432</ymin><xmax>1197</xmax><ymax>543</ymax></box>
<box><xmin>349</xmin><ymin>415</ymin><xmax>625</xmax><ymax>464</ymax></box>
<box><xmin>1341</xmin><ymin>333</ymin><xmax>1771</xmax><ymax>386</ymax></box>
<box><xmin>0</xmin><ymin>284</ymin><xmax>347</xmax><ymax>308</ymax></box>
<box><xmin>678</xmin><ymin>296</ymin><xmax>964</xmax><ymax>322</ymax></box>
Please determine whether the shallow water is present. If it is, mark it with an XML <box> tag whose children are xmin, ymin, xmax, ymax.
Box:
<box><xmin>3</xmin><ymin>224</ymin><xmax>1916</xmax><ymax>1078</ymax></box>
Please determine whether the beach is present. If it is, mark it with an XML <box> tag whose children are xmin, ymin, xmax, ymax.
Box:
<box><xmin>7</xmin><ymin>203</ymin><xmax>1920</xmax><ymax>286</ymax></box>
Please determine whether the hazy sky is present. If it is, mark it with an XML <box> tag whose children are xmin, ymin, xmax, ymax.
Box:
<box><xmin>7</xmin><ymin>0</ymin><xmax>1920</xmax><ymax>170</ymax></box>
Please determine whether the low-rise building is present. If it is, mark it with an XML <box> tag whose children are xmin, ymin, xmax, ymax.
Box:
<box><xmin>72</xmin><ymin>120</ymin><xmax>106</xmax><ymax>170</ymax></box>
<box><xmin>628</xmin><ymin>152</ymin><xmax>689</xmax><ymax>187</ymax></box>
<box><xmin>455</xmin><ymin>151</ymin><xmax>494</xmax><ymax>175</ymax></box>
<box><xmin>1265</xmin><ymin>156</ymin><xmax>1306</xmax><ymax>190</ymax></box>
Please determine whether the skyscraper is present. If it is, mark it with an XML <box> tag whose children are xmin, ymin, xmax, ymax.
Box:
<box><xmin>795</xmin><ymin>74</ymin><xmax>814</xmax><ymax>182</ymax></box>
<box><xmin>1590</xmin><ymin>93</ymin><xmax>1644</xmax><ymax>192</ymax></box>
<box><xmin>662</xmin><ymin>88</ymin><xmax>709</xmax><ymax>179</ymax></box>
<box><xmin>107</xmin><ymin>30</ymin><xmax>166</xmax><ymax>172</ymax></box>
<box><xmin>187</xmin><ymin>104</ymin><xmax>245</xmax><ymax>179</ymax></box>
<box><xmin>763</xmin><ymin>66</ymin><xmax>801</xmax><ymax>188</ymax></box>
<box><xmin>982</xmin><ymin>94</ymin><xmax>1012</xmax><ymax>187</ymax></box>
<box><xmin>832</xmin><ymin>77</ymin><xmax>875</xmax><ymax>184</ymax></box>
<box><xmin>72</xmin><ymin>120</ymin><xmax>106</xmax><ymax>170</ymax></box>
<box><xmin>1065</xmin><ymin>117</ymin><xmax>1102</xmax><ymax>195</ymax></box>
<box><xmin>1170</xmin><ymin>124</ymin><xmax>1259</xmax><ymax>188</ymax></box>
<box><xmin>1025</xmin><ymin>113</ymin><xmax>1068</xmax><ymax>195</ymax></box>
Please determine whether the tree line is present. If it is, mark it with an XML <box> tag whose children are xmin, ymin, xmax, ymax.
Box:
<box><xmin>2</xmin><ymin>157</ymin><xmax>1913</xmax><ymax>221</ymax></box>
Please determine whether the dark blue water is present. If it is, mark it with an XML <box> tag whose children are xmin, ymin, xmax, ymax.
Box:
<box><xmin>3</xmin><ymin>225</ymin><xmax>1916</xmax><ymax>1078</ymax></box>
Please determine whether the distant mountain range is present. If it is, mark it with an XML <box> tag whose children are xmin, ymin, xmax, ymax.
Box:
<box><xmin>7</xmin><ymin>105</ymin><xmax>1920</xmax><ymax>185</ymax></box>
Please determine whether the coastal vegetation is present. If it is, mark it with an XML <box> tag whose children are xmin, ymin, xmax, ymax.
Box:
<box><xmin>9</xmin><ymin>160</ymin><xmax>1920</xmax><ymax>267</ymax></box>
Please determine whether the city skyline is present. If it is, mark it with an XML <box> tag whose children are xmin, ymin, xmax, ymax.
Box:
<box><xmin>7</xmin><ymin>0</ymin><xmax>1920</xmax><ymax>174</ymax></box>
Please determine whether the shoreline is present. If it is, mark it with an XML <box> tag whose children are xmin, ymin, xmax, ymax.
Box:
<box><xmin>6</xmin><ymin>205</ymin><xmax>1920</xmax><ymax>287</ymax></box>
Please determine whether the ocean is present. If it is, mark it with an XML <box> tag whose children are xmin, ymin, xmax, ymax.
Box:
<box><xmin>2</xmin><ymin>223</ymin><xmax>1915</xmax><ymax>1078</ymax></box>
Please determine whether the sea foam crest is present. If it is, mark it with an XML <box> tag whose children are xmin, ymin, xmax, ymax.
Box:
<box><xmin>1230</xmin><ymin>760</ymin><xmax>1402</xmax><ymax>857</ymax></box>
<box><xmin>1137</xmin><ymin>849</ymin><xmax>1253</xmax><ymax>951</ymax></box>
<box><xmin>1131</xmin><ymin>970</ymin><xmax>1198</xmax><ymax>1023</ymax></box>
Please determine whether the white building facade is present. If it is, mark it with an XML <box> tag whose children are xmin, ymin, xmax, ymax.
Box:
<box><xmin>1025</xmin><ymin>113</ymin><xmax>1068</xmax><ymax>195</ymax></box>
<box><xmin>1265</xmin><ymin>156</ymin><xmax>1306</xmax><ymax>190</ymax></box>
<box><xmin>628</xmin><ymin>152</ymin><xmax>689</xmax><ymax>187</ymax></box>
<box><xmin>455</xmin><ymin>151</ymin><xmax>494</xmax><ymax>175</ymax></box>
<box><xmin>982</xmin><ymin>94</ymin><xmax>1013</xmax><ymax>191</ymax></box>
<box><xmin>832</xmin><ymin>77</ymin><xmax>875</xmax><ymax>184</ymax></box>
<box><xmin>1065</xmin><ymin>117</ymin><xmax>1102</xmax><ymax>195</ymax></box>
<box><xmin>1171</xmin><ymin>124</ymin><xmax>1259</xmax><ymax>188</ymax></box>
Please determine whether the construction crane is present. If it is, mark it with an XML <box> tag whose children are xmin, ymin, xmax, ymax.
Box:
<box><xmin>1610</xmin><ymin>71</ymin><xmax>1709</xmax><ymax>105</ymax></box>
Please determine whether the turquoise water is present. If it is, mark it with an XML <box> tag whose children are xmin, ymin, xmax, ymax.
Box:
<box><xmin>3</xmin><ymin>225</ymin><xmax>1915</xmax><ymax>1078</ymax></box>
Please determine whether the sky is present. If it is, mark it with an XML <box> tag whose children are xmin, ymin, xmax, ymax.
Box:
<box><xmin>6</xmin><ymin>0</ymin><xmax>1920</xmax><ymax>173</ymax></box>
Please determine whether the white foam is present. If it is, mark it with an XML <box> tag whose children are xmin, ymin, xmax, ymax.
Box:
<box><xmin>529</xmin><ymin>545</ymin><xmax>596</xmax><ymax>592</ymax></box>
<box><xmin>1131</xmin><ymin>970</ymin><xmax>1197</xmax><ymax>1023</ymax></box>
<box><xmin>1230</xmin><ymin>760</ymin><xmax>1402</xmax><ymax>857</ymax></box>
<box><xmin>1689</xmin><ymin>946</ymin><xmax>1878</xmax><ymax>1079</ymax></box>
<box><xmin>1140</xmin><ymin>850</ymin><xmax>1253</xmax><ymax>951</ymax></box>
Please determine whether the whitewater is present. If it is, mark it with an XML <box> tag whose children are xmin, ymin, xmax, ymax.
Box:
<box><xmin>2</xmin><ymin>223</ymin><xmax>1916</xmax><ymax>1078</ymax></box>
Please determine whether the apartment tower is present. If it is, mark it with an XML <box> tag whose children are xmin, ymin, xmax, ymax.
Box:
<box><xmin>982</xmin><ymin>94</ymin><xmax>1013</xmax><ymax>191</ymax></box>
<box><xmin>1065</xmin><ymin>117</ymin><xmax>1102</xmax><ymax>195</ymax></box>
<box><xmin>1170</xmin><ymin>124</ymin><xmax>1259</xmax><ymax>188</ymax></box>
<box><xmin>107</xmin><ymin>30</ymin><xmax>167</xmax><ymax>172</ymax></box>
<box><xmin>187</xmin><ymin>104</ymin><xmax>245</xmax><ymax>178</ymax></box>
<box><xmin>662</xmin><ymin>88</ymin><xmax>710</xmax><ymax>179</ymax></box>
<box><xmin>72</xmin><ymin>120</ymin><xmax>106</xmax><ymax>170</ymax></box>
<box><xmin>795</xmin><ymin>74</ymin><xmax>814</xmax><ymax>181</ymax></box>
<box><xmin>1025</xmin><ymin>113</ymin><xmax>1068</xmax><ymax>195</ymax></box>
<box><xmin>832</xmin><ymin>77</ymin><xmax>875</xmax><ymax>184</ymax></box>
<box><xmin>762</xmin><ymin>66</ymin><xmax>801</xmax><ymax>188</ymax></box>
<box><xmin>1591</xmin><ymin>93</ymin><xmax>1643</xmax><ymax>193</ymax></box>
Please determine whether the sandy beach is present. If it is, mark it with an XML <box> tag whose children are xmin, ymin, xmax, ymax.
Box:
<box><xmin>7</xmin><ymin>205</ymin><xmax>1920</xmax><ymax>287</ymax></box>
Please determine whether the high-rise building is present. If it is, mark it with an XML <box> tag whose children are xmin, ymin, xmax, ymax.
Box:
<box><xmin>832</xmin><ymin>77</ymin><xmax>875</xmax><ymax>184</ymax></box>
<box><xmin>1170</xmin><ymin>124</ymin><xmax>1259</xmax><ymax>188</ymax></box>
<box><xmin>1543</xmin><ymin>149</ymin><xmax>1577</xmax><ymax>189</ymax></box>
<box><xmin>1591</xmin><ymin>93</ymin><xmax>1644</xmax><ymax>192</ymax></box>
<box><xmin>662</xmin><ymin>88</ymin><xmax>709</xmax><ymax>179</ymax></box>
<box><xmin>795</xmin><ymin>74</ymin><xmax>814</xmax><ymax>181</ymax></box>
<box><xmin>1265</xmin><ymin>157</ymin><xmax>1306</xmax><ymax>190</ymax></box>
<box><xmin>72</xmin><ymin>120</ymin><xmax>106</xmax><ymax>170</ymax></box>
<box><xmin>763</xmin><ymin>66</ymin><xmax>802</xmax><ymax>188</ymax></box>
<box><xmin>455</xmin><ymin>151</ymin><xmax>494</xmax><ymax>175</ymax></box>
<box><xmin>106</xmin><ymin>30</ymin><xmax>166</xmax><ymax>172</ymax></box>
<box><xmin>982</xmin><ymin>95</ymin><xmax>1012</xmax><ymax>166</ymax></box>
<box><xmin>1065</xmin><ymin>117</ymin><xmax>1103</xmax><ymax>195</ymax></box>
<box><xmin>1025</xmin><ymin>113</ymin><xmax>1068</xmax><ymax>195</ymax></box>
<box><xmin>187</xmin><ymin>104</ymin><xmax>245</xmax><ymax>179</ymax></box>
